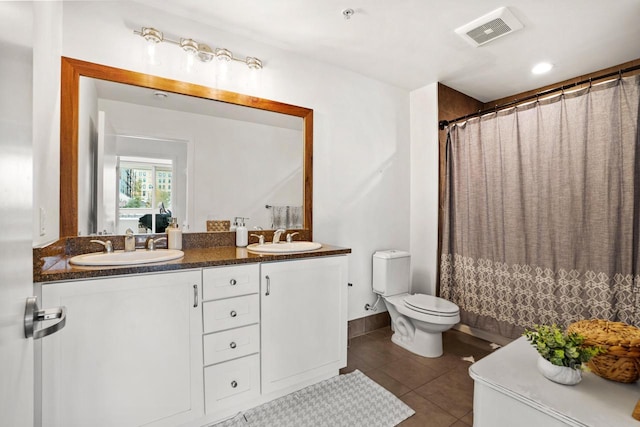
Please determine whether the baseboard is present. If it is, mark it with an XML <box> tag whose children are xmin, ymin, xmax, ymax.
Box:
<box><xmin>348</xmin><ymin>312</ymin><xmax>391</xmax><ymax>339</ymax></box>
<box><xmin>453</xmin><ymin>323</ymin><xmax>512</xmax><ymax>346</ymax></box>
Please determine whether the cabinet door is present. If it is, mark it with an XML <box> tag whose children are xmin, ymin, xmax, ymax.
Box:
<box><xmin>40</xmin><ymin>270</ymin><xmax>203</xmax><ymax>427</ymax></box>
<box><xmin>261</xmin><ymin>256</ymin><xmax>347</xmax><ymax>395</ymax></box>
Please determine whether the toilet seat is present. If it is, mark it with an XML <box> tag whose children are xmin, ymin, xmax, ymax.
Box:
<box><xmin>383</xmin><ymin>293</ymin><xmax>460</xmax><ymax>325</ymax></box>
<box><xmin>403</xmin><ymin>294</ymin><xmax>459</xmax><ymax>318</ymax></box>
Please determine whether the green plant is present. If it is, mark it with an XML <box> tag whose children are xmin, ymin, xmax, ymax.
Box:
<box><xmin>523</xmin><ymin>324</ymin><xmax>604</xmax><ymax>369</ymax></box>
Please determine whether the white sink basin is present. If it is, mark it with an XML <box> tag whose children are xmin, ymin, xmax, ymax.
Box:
<box><xmin>69</xmin><ymin>249</ymin><xmax>184</xmax><ymax>266</ymax></box>
<box><xmin>247</xmin><ymin>241</ymin><xmax>322</xmax><ymax>254</ymax></box>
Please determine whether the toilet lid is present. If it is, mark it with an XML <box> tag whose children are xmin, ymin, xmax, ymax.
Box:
<box><xmin>403</xmin><ymin>294</ymin><xmax>459</xmax><ymax>316</ymax></box>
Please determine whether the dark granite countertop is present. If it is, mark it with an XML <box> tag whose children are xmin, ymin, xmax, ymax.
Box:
<box><xmin>34</xmin><ymin>236</ymin><xmax>351</xmax><ymax>284</ymax></box>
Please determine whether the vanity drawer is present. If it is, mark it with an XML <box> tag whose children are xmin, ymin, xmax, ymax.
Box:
<box><xmin>204</xmin><ymin>354</ymin><xmax>260</xmax><ymax>414</ymax></box>
<box><xmin>204</xmin><ymin>324</ymin><xmax>260</xmax><ymax>366</ymax></box>
<box><xmin>203</xmin><ymin>294</ymin><xmax>259</xmax><ymax>333</ymax></box>
<box><xmin>203</xmin><ymin>264</ymin><xmax>259</xmax><ymax>300</ymax></box>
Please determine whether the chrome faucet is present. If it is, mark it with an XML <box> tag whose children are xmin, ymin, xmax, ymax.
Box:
<box><xmin>90</xmin><ymin>239</ymin><xmax>113</xmax><ymax>253</ymax></box>
<box><xmin>273</xmin><ymin>229</ymin><xmax>286</xmax><ymax>244</ymax></box>
<box><xmin>286</xmin><ymin>232</ymin><xmax>299</xmax><ymax>243</ymax></box>
<box><xmin>124</xmin><ymin>228</ymin><xmax>136</xmax><ymax>252</ymax></box>
<box><xmin>146</xmin><ymin>236</ymin><xmax>167</xmax><ymax>250</ymax></box>
<box><xmin>250</xmin><ymin>234</ymin><xmax>265</xmax><ymax>245</ymax></box>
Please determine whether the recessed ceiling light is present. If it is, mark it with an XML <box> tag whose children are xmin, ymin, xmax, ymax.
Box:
<box><xmin>532</xmin><ymin>62</ymin><xmax>553</xmax><ymax>74</ymax></box>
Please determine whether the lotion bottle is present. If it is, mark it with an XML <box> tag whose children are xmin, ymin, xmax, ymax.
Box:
<box><xmin>235</xmin><ymin>217</ymin><xmax>248</xmax><ymax>247</ymax></box>
<box><xmin>167</xmin><ymin>218</ymin><xmax>182</xmax><ymax>250</ymax></box>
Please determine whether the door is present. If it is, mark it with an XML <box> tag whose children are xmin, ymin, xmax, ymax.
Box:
<box><xmin>0</xmin><ymin>18</ymin><xmax>35</xmax><ymax>427</ymax></box>
<box><xmin>261</xmin><ymin>256</ymin><xmax>348</xmax><ymax>395</ymax></box>
<box><xmin>40</xmin><ymin>270</ymin><xmax>204</xmax><ymax>427</ymax></box>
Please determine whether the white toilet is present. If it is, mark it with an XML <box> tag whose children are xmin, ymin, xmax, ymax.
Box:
<box><xmin>373</xmin><ymin>250</ymin><xmax>460</xmax><ymax>358</ymax></box>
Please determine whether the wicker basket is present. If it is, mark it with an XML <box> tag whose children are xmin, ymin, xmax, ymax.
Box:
<box><xmin>567</xmin><ymin>319</ymin><xmax>640</xmax><ymax>383</ymax></box>
<box><xmin>206</xmin><ymin>220</ymin><xmax>230</xmax><ymax>232</ymax></box>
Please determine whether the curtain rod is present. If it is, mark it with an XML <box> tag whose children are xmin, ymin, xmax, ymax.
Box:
<box><xmin>439</xmin><ymin>63</ymin><xmax>640</xmax><ymax>130</ymax></box>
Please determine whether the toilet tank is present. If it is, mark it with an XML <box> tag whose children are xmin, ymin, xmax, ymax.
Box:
<box><xmin>372</xmin><ymin>250</ymin><xmax>411</xmax><ymax>296</ymax></box>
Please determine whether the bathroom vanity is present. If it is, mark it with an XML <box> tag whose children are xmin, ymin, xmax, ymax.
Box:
<box><xmin>34</xmin><ymin>241</ymin><xmax>349</xmax><ymax>427</ymax></box>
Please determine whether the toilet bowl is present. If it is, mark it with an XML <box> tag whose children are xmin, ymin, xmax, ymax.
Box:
<box><xmin>382</xmin><ymin>292</ymin><xmax>460</xmax><ymax>357</ymax></box>
<box><xmin>372</xmin><ymin>250</ymin><xmax>460</xmax><ymax>358</ymax></box>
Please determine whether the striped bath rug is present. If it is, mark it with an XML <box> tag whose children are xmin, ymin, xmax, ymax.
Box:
<box><xmin>212</xmin><ymin>370</ymin><xmax>415</xmax><ymax>427</ymax></box>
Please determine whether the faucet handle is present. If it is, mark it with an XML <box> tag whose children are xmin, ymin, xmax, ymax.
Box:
<box><xmin>286</xmin><ymin>232</ymin><xmax>299</xmax><ymax>243</ymax></box>
<box><xmin>90</xmin><ymin>239</ymin><xmax>113</xmax><ymax>253</ymax></box>
<box><xmin>146</xmin><ymin>236</ymin><xmax>167</xmax><ymax>251</ymax></box>
<box><xmin>250</xmin><ymin>234</ymin><xmax>265</xmax><ymax>245</ymax></box>
<box><xmin>272</xmin><ymin>228</ymin><xmax>286</xmax><ymax>244</ymax></box>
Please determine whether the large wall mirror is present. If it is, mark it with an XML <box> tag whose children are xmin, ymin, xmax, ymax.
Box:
<box><xmin>60</xmin><ymin>57</ymin><xmax>313</xmax><ymax>238</ymax></box>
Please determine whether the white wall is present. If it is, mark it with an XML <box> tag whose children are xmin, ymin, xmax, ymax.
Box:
<box><xmin>31</xmin><ymin>1</ymin><xmax>412</xmax><ymax>320</ymax></box>
<box><xmin>32</xmin><ymin>1</ymin><xmax>62</xmax><ymax>246</ymax></box>
<box><xmin>77</xmin><ymin>76</ymin><xmax>99</xmax><ymax>235</ymax></box>
<box><xmin>99</xmin><ymin>99</ymin><xmax>302</xmax><ymax>232</ymax></box>
<box><xmin>409</xmin><ymin>83</ymin><xmax>440</xmax><ymax>296</ymax></box>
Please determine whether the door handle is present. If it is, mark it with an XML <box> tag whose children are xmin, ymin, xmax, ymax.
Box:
<box><xmin>265</xmin><ymin>275</ymin><xmax>270</xmax><ymax>296</ymax></box>
<box><xmin>193</xmin><ymin>284</ymin><xmax>198</xmax><ymax>308</ymax></box>
<box><xmin>24</xmin><ymin>296</ymin><xmax>67</xmax><ymax>339</ymax></box>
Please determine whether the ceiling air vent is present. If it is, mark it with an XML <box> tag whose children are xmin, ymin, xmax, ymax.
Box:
<box><xmin>455</xmin><ymin>7</ymin><xmax>523</xmax><ymax>47</ymax></box>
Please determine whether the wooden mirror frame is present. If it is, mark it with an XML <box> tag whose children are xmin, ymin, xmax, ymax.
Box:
<box><xmin>59</xmin><ymin>57</ymin><xmax>313</xmax><ymax>238</ymax></box>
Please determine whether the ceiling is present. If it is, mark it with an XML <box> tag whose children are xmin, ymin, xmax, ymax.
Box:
<box><xmin>135</xmin><ymin>0</ymin><xmax>640</xmax><ymax>102</ymax></box>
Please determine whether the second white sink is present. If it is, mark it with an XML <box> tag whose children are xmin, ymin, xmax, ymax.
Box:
<box><xmin>69</xmin><ymin>249</ymin><xmax>184</xmax><ymax>266</ymax></box>
<box><xmin>247</xmin><ymin>241</ymin><xmax>322</xmax><ymax>254</ymax></box>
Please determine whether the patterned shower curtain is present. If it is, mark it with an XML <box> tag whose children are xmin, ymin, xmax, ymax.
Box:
<box><xmin>440</xmin><ymin>76</ymin><xmax>640</xmax><ymax>339</ymax></box>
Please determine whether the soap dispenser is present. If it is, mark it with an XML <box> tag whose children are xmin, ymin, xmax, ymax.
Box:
<box><xmin>235</xmin><ymin>217</ymin><xmax>248</xmax><ymax>247</ymax></box>
<box><xmin>167</xmin><ymin>218</ymin><xmax>182</xmax><ymax>250</ymax></box>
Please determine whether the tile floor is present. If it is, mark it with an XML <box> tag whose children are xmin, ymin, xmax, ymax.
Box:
<box><xmin>340</xmin><ymin>327</ymin><xmax>498</xmax><ymax>427</ymax></box>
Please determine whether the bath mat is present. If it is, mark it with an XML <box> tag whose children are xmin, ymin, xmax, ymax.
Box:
<box><xmin>211</xmin><ymin>369</ymin><xmax>415</xmax><ymax>427</ymax></box>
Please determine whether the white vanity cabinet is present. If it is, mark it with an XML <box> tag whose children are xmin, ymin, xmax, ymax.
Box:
<box><xmin>260</xmin><ymin>256</ymin><xmax>348</xmax><ymax>395</ymax></box>
<box><xmin>37</xmin><ymin>252</ymin><xmax>349</xmax><ymax>426</ymax></box>
<box><xmin>39</xmin><ymin>270</ymin><xmax>203</xmax><ymax>427</ymax></box>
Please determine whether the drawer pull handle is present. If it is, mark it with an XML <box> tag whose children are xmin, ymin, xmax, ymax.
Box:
<box><xmin>230</xmin><ymin>341</ymin><xmax>237</xmax><ymax>349</ymax></box>
<box><xmin>231</xmin><ymin>380</ymin><xmax>238</xmax><ymax>388</ymax></box>
<box><xmin>265</xmin><ymin>275</ymin><xmax>271</xmax><ymax>296</ymax></box>
<box><xmin>230</xmin><ymin>278</ymin><xmax>237</xmax><ymax>286</ymax></box>
<box><xmin>193</xmin><ymin>285</ymin><xmax>198</xmax><ymax>308</ymax></box>
<box><xmin>230</xmin><ymin>310</ymin><xmax>237</xmax><ymax>318</ymax></box>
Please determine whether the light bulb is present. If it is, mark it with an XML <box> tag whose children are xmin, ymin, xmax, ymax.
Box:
<box><xmin>141</xmin><ymin>27</ymin><xmax>163</xmax><ymax>43</ymax></box>
<box><xmin>246</xmin><ymin>57</ymin><xmax>262</xmax><ymax>70</ymax></box>
<box><xmin>197</xmin><ymin>43</ymin><xmax>214</xmax><ymax>62</ymax></box>
<box><xmin>215</xmin><ymin>48</ymin><xmax>232</xmax><ymax>62</ymax></box>
<box><xmin>532</xmin><ymin>62</ymin><xmax>553</xmax><ymax>75</ymax></box>
<box><xmin>180</xmin><ymin>38</ymin><xmax>198</xmax><ymax>55</ymax></box>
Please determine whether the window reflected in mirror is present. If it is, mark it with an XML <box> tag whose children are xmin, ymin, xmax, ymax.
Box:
<box><xmin>118</xmin><ymin>157</ymin><xmax>174</xmax><ymax>234</ymax></box>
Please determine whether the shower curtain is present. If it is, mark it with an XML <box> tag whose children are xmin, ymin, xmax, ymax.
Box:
<box><xmin>440</xmin><ymin>75</ymin><xmax>640</xmax><ymax>339</ymax></box>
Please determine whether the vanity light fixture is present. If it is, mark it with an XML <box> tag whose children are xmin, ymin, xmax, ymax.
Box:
<box><xmin>197</xmin><ymin>44</ymin><xmax>214</xmax><ymax>62</ymax></box>
<box><xmin>141</xmin><ymin>27</ymin><xmax>163</xmax><ymax>43</ymax></box>
<box><xmin>215</xmin><ymin>47</ymin><xmax>232</xmax><ymax>62</ymax></box>
<box><xmin>179</xmin><ymin>38</ymin><xmax>199</xmax><ymax>55</ymax></box>
<box><xmin>246</xmin><ymin>57</ymin><xmax>263</xmax><ymax>70</ymax></box>
<box><xmin>134</xmin><ymin>27</ymin><xmax>263</xmax><ymax>70</ymax></box>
